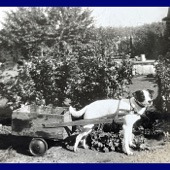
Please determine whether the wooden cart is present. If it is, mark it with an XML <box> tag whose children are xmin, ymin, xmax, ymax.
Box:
<box><xmin>11</xmin><ymin>104</ymin><xmax>124</xmax><ymax>156</ymax></box>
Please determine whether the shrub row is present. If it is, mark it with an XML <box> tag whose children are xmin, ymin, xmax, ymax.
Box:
<box><xmin>0</xmin><ymin>55</ymin><xmax>133</xmax><ymax>110</ymax></box>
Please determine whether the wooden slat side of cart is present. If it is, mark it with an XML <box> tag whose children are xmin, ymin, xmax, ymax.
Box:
<box><xmin>11</xmin><ymin>105</ymin><xmax>72</xmax><ymax>140</ymax></box>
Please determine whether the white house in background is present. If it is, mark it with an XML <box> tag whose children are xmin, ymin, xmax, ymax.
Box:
<box><xmin>132</xmin><ymin>60</ymin><xmax>156</xmax><ymax>76</ymax></box>
<box><xmin>132</xmin><ymin>54</ymin><xmax>156</xmax><ymax>76</ymax></box>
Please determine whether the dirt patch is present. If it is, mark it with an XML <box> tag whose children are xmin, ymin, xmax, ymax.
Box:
<box><xmin>0</xmin><ymin>133</ymin><xmax>170</xmax><ymax>163</ymax></box>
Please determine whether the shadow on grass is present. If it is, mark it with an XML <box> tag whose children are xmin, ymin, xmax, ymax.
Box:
<box><xmin>0</xmin><ymin>134</ymin><xmax>32</xmax><ymax>156</ymax></box>
<box><xmin>0</xmin><ymin>134</ymin><xmax>65</xmax><ymax>156</ymax></box>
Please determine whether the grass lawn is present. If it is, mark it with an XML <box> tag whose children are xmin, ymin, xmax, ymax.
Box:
<box><xmin>128</xmin><ymin>75</ymin><xmax>158</xmax><ymax>99</ymax></box>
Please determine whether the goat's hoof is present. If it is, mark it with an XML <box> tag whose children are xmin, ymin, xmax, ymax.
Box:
<box><xmin>126</xmin><ymin>150</ymin><xmax>134</xmax><ymax>155</ymax></box>
<box><xmin>83</xmin><ymin>144</ymin><xmax>89</xmax><ymax>150</ymax></box>
<box><xmin>123</xmin><ymin>148</ymin><xmax>134</xmax><ymax>156</ymax></box>
<box><xmin>129</xmin><ymin>143</ymin><xmax>136</xmax><ymax>148</ymax></box>
<box><xmin>73</xmin><ymin>147</ymin><xmax>78</xmax><ymax>152</ymax></box>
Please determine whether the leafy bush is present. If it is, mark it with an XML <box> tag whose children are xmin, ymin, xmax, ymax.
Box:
<box><xmin>0</xmin><ymin>56</ymin><xmax>71</xmax><ymax>109</ymax></box>
<box><xmin>67</xmin><ymin>56</ymin><xmax>133</xmax><ymax>108</ymax></box>
<box><xmin>87</xmin><ymin>123</ymin><xmax>122</xmax><ymax>152</ymax></box>
<box><xmin>155</xmin><ymin>52</ymin><xmax>170</xmax><ymax>112</ymax></box>
<box><xmin>89</xmin><ymin>131</ymin><xmax>122</xmax><ymax>153</ymax></box>
<box><xmin>0</xmin><ymin>53</ymin><xmax>133</xmax><ymax>110</ymax></box>
<box><xmin>87</xmin><ymin>124</ymin><xmax>148</xmax><ymax>153</ymax></box>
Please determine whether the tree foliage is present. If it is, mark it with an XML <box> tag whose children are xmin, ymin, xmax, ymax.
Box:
<box><xmin>132</xmin><ymin>22</ymin><xmax>166</xmax><ymax>59</ymax></box>
<box><xmin>155</xmin><ymin>52</ymin><xmax>170</xmax><ymax>112</ymax></box>
<box><xmin>0</xmin><ymin>7</ymin><xmax>94</xmax><ymax>61</ymax></box>
<box><xmin>0</xmin><ymin>8</ymin><xmax>166</xmax><ymax>62</ymax></box>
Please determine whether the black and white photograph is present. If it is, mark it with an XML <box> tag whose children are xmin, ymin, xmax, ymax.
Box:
<box><xmin>0</xmin><ymin>7</ymin><xmax>170</xmax><ymax>163</ymax></box>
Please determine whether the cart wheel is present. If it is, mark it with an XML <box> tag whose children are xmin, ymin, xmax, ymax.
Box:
<box><xmin>29</xmin><ymin>138</ymin><xmax>48</xmax><ymax>156</ymax></box>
